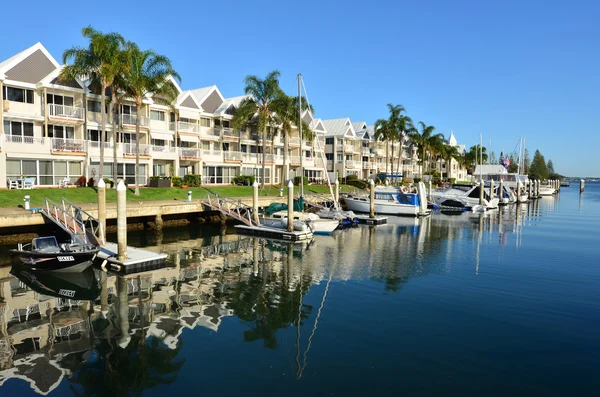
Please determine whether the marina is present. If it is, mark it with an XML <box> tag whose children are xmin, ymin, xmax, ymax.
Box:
<box><xmin>0</xmin><ymin>183</ymin><xmax>598</xmax><ymax>396</ymax></box>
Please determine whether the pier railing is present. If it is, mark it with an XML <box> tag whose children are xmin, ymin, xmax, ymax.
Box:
<box><xmin>200</xmin><ymin>192</ymin><xmax>258</xmax><ymax>227</ymax></box>
<box><xmin>41</xmin><ymin>198</ymin><xmax>103</xmax><ymax>246</ymax></box>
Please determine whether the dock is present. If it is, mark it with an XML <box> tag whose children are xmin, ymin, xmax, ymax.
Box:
<box><xmin>355</xmin><ymin>215</ymin><xmax>388</xmax><ymax>225</ymax></box>
<box><xmin>98</xmin><ymin>242</ymin><xmax>168</xmax><ymax>274</ymax></box>
<box><xmin>235</xmin><ymin>224</ymin><xmax>313</xmax><ymax>241</ymax></box>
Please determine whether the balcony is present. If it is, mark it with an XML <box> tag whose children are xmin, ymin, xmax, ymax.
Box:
<box><xmin>289</xmin><ymin>137</ymin><xmax>301</xmax><ymax>146</ymax></box>
<box><xmin>243</xmin><ymin>153</ymin><xmax>259</xmax><ymax>163</ymax></box>
<box><xmin>86</xmin><ymin>110</ymin><xmax>112</xmax><ymax>124</ymax></box>
<box><xmin>314</xmin><ymin>157</ymin><xmax>325</xmax><ymax>167</ymax></box>
<box><xmin>179</xmin><ymin>148</ymin><xmax>202</xmax><ymax>159</ymax></box>
<box><xmin>361</xmin><ymin>148</ymin><xmax>371</xmax><ymax>155</ymax></box>
<box><xmin>49</xmin><ymin>104</ymin><xmax>84</xmax><ymax>122</ymax></box>
<box><xmin>362</xmin><ymin>161</ymin><xmax>372</xmax><ymax>169</ymax></box>
<box><xmin>344</xmin><ymin>144</ymin><xmax>355</xmax><ymax>153</ymax></box>
<box><xmin>345</xmin><ymin>160</ymin><xmax>359</xmax><ymax>168</ymax></box>
<box><xmin>201</xmin><ymin>127</ymin><xmax>221</xmax><ymax>139</ymax></box>
<box><xmin>290</xmin><ymin>155</ymin><xmax>301</xmax><ymax>165</ymax></box>
<box><xmin>223</xmin><ymin>151</ymin><xmax>243</xmax><ymax>162</ymax></box>
<box><xmin>51</xmin><ymin>138</ymin><xmax>86</xmax><ymax>153</ymax></box>
<box><xmin>5</xmin><ymin>135</ymin><xmax>45</xmax><ymax>145</ymax></box>
<box><xmin>222</xmin><ymin>128</ymin><xmax>240</xmax><ymax>139</ymax></box>
<box><xmin>375</xmin><ymin>149</ymin><xmax>384</xmax><ymax>156</ymax></box>
<box><xmin>123</xmin><ymin>143</ymin><xmax>150</xmax><ymax>156</ymax></box>
<box><xmin>152</xmin><ymin>145</ymin><xmax>175</xmax><ymax>153</ymax></box>
<box><xmin>122</xmin><ymin>114</ymin><xmax>149</xmax><ymax>129</ymax></box>
<box><xmin>89</xmin><ymin>141</ymin><xmax>113</xmax><ymax>149</ymax></box>
<box><xmin>177</xmin><ymin>121</ymin><xmax>199</xmax><ymax>133</ymax></box>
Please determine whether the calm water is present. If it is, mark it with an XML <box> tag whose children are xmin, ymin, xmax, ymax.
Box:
<box><xmin>1</xmin><ymin>183</ymin><xmax>599</xmax><ymax>396</ymax></box>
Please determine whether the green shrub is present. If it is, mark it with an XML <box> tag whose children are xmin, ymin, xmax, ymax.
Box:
<box><xmin>232</xmin><ymin>175</ymin><xmax>255</xmax><ymax>186</ymax></box>
<box><xmin>171</xmin><ymin>176</ymin><xmax>182</xmax><ymax>187</ymax></box>
<box><xmin>293</xmin><ymin>176</ymin><xmax>308</xmax><ymax>186</ymax></box>
<box><xmin>348</xmin><ymin>179</ymin><xmax>369</xmax><ymax>189</ymax></box>
<box><xmin>449</xmin><ymin>178</ymin><xmax>456</xmax><ymax>185</ymax></box>
<box><xmin>414</xmin><ymin>177</ymin><xmax>422</xmax><ymax>184</ymax></box>
<box><xmin>183</xmin><ymin>174</ymin><xmax>201</xmax><ymax>187</ymax></box>
<box><xmin>346</xmin><ymin>174</ymin><xmax>359</xmax><ymax>182</ymax></box>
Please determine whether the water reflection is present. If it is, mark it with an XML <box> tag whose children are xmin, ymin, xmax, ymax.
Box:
<box><xmin>0</xmin><ymin>198</ymin><xmax>560</xmax><ymax>395</ymax></box>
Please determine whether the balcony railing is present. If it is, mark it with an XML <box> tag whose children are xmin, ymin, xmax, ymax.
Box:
<box><xmin>223</xmin><ymin>151</ymin><xmax>243</xmax><ymax>162</ymax></box>
<box><xmin>375</xmin><ymin>149</ymin><xmax>384</xmax><ymax>156</ymax></box>
<box><xmin>123</xmin><ymin>143</ymin><xmax>150</xmax><ymax>156</ymax></box>
<box><xmin>51</xmin><ymin>138</ymin><xmax>86</xmax><ymax>153</ymax></box>
<box><xmin>122</xmin><ymin>114</ymin><xmax>149</xmax><ymax>128</ymax></box>
<box><xmin>344</xmin><ymin>144</ymin><xmax>355</xmax><ymax>153</ymax></box>
<box><xmin>177</xmin><ymin>121</ymin><xmax>200</xmax><ymax>133</ymax></box>
<box><xmin>243</xmin><ymin>153</ymin><xmax>259</xmax><ymax>163</ymax></box>
<box><xmin>5</xmin><ymin>135</ymin><xmax>45</xmax><ymax>144</ymax></box>
<box><xmin>222</xmin><ymin>128</ymin><xmax>240</xmax><ymax>138</ymax></box>
<box><xmin>202</xmin><ymin>149</ymin><xmax>222</xmax><ymax>157</ymax></box>
<box><xmin>89</xmin><ymin>141</ymin><xmax>113</xmax><ymax>149</ymax></box>
<box><xmin>152</xmin><ymin>145</ymin><xmax>175</xmax><ymax>153</ymax></box>
<box><xmin>49</xmin><ymin>104</ymin><xmax>84</xmax><ymax>121</ymax></box>
<box><xmin>290</xmin><ymin>155</ymin><xmax>301</xmax><ymax>164</ymax></box>
<box><xmin>362</xmin><ymin>161</ymin><xmax>372</xmax><ymax>169</ymax></box>
<box><xmin>345</xmin><ymin>160</ymin><xmax>359</xmax><ymax>168</ymax></box>
<box><xmin>361</xmin><ymin>148</ymin><xmax>371</xmax><ymax>155</ymax></box>
<box><xmin>289</xmin><ymin>138</ymin><xmax>301</xmax><ymax>146</ymax></box>
<box><xmin>179</xmin><ymin>148</ymin><xmax>201</xmax><ymax>158</ymax></box>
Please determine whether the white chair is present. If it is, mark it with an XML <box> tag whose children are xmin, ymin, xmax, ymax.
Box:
<box><xmin>22</xmin><ymin>177</ymin><xmax>36</xmax><ymax>189</ymax></box>
<box><xmin>58</xmin><ymin>177</ymin><xmax>71</xmax><ymax>188</ymax></box>
<box><xmin>7</xmin><ymin>178</ymin><xmax>19</xmax><ymax>189</ymax></box>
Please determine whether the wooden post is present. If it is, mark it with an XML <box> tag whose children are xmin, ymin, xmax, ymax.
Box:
<box><xmin>517</xmin><ymin>182</ymin><xmax>522</xmax><ymax>203</ymax></box>
<box><xmin>369</xmin><ymin>179</ymin><xmax>375</xmax><ymax>218</ymax></box>
<box><xmin>536</xmin><ymin>179</ymin><xmax>541</xmax><ymax>197</ymax></box>
<box><xmin>580</xmin><ymin>179</ymin><xmax>585</xmax><ymax>193</ymax></box>
<box><xmin>334</xmin><ymin>178</ymin><xmax>339</xmax><ymax>203</ymax></box>
<box><xmin>252</xmin><ymin>181</ymin><xmax>259</xmax><ymax>224</ymax></box>
<box><xmin>479</xmin><ymin>181</ymin><xmax>484</xmax><ymax>205</ymax></box>
<box><xmin>428</xmin><ymin>180</ymin><xmax>433</xmax><ymax>202</ymax></box>
<box><xmin>499</xmin><ymin>179</ymin><xmax>504</xmax><ymax>203</ymax></box>
<box><xmin>287</xmin><ymin>180</ymin><xmax>294</xmax><ymax>232</ymax></box>
<box><xmin>490</xmin><ymin>179</ymin><xmax>495</xmax><ymax>200</ymax></box>
<box><xmin>97</xmin><ymin>178</ymin><xmax>106</xmax><ymax>244</ymax></box>
<box><xmin>116</xmin><ymin>180</ymin><xmax>127</xmax><ymax>260</ymax></box>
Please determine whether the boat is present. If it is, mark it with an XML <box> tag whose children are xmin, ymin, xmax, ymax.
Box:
<box><xmin>431</xmin><ymin>183</ymin><xmax>499</xmax><ymax>210</ymax></box>
<box><xmin>344</xmin><ymin>182</ymin><xmax>431</xmax><ymax>216</ymax></box>
<box><xmin>10</xmin><ymin>236</ymin><xmax>98</xmax><ymax>272</ymax></box>
<box><xmin>10</xmin><ymin>262</ymin><xmax>101</xmax><ymax>299</ymax></box>
<box><xmin>262</xmin><ymin>211</ymin><xmax>340</xmax><ymax>235</ymax></box>
<box><xmin>316</xmin><ymin>207</ymin><xmax>358</xmax><ymax>226</ymax></box>
<box><xmin>539</xmin><ymin>185</ymin><xmax>556</xmax><ymax>196</ymax></box>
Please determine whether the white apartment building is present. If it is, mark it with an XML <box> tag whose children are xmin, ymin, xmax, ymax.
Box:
<box><xmin>0</xmin><ymin>43</ymin><xmax>329</xmax><ymax>189</ymax></box>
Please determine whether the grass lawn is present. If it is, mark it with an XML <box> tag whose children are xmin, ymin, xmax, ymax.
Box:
<box><xmin>0</xmin><ymin>184</ymin><xmax>352</xmax><ymax>208</ymax></box>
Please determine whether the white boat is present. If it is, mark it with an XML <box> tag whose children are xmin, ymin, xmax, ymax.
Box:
<box><xmin>431</xmin><ymin>183</ymin><xmax>499</xmax><ymax>210</ymax></box>
<box><xmin>539</xmin><ymin>185</ymin><xmax>556</xmax><ymax>196</ymax></box>
<box><xmin>262</xmin><ymin>211</ymin><xmax>340</xmax><ymax>234</ymax></box>
<box><xmin>344</xmin><ymin>182</ymin><xmax>430</xmax><ymax>217</ymax></box>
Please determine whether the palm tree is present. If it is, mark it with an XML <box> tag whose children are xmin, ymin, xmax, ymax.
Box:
<box><xmin>121</xmin><ymin>42</ymin><xmax>180</xmax><ymax>195</ymax></box>
<box><xmin>61</xmin><ymin>26</ymin><xmax>125</xmax><ymax>180</ymax></box>
<box><xmin>438</xmin><ymin>142</ymin><xmax>460</xmax><ymax>179</ymax></box>
<box><xmin>407</xmin><ymin>121</ymin><xmax>444</xmax><ymax>177</ymax></box>
<box><xmin>271</xmin><ymin>95</ymin><xmax>313</xmax><ymax>189</ymax></box>
<box><xmin>374</xmin><ymin>119</ymin><xmax>394</xmax><ymax>176</ymax></box>
<box><xmin>232</xmin><ymin>71</ymin><xmax>284</xmax><ymax>188</ymax></box>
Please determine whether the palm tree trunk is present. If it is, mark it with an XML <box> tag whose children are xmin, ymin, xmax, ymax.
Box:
<box><xmin>397</xmin><ymin>133</ymin><xmax>403</xmax><ymax>177</ymax></box>
<box><xmin>135</xmin><ymin>101</ymin><xmax>141</xmax><ymax>196</ymax></box>
<box><xmin>261</xmin><ymin>126</ymin><xmax>267</xmax><ymax>189</ymax></box>
<box><xmin>283</xmin><ymin>131</ymin><xmax>289</xmax><ymax>189</ymax></box>
<box><xmin>112</xmin><ymin>94</ymin><xmax>118</xmax><ymax>188</ymax></box>
<box><xmin>100</xmin><ymin>81</ymin><xmax>107</xmax><ymax>179</ymax></box>
<box><xmin>385</xmin><ymin>142</ymin><xmax>389</xmax><ymax>176</ymax></box>
<box><xmin>390</xmin><ymin>141</ymin><xmax>395</xmax><ymax>177</ymax></box>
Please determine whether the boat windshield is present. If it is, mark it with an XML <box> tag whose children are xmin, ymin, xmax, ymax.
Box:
<box><xmin>32</xmin><ymin>236</ymin><xmax>60</xmax><ymax>252</ymax></box>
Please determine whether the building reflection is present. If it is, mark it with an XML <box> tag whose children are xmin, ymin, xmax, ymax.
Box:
<box><xmin>0</xmin><ymin>200</ymin><xmax>556</xmax><ymax>394</ymax></box>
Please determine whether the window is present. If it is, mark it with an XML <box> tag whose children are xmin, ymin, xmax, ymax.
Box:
<box><xmin>2</xmin><ymin>86</ymin><xmax>34</xmax><ymax>103</ymax></box>
<box><xmin>200</xmin><ymin>118</ymin><xmax>211</xmax><ymax>127</ymax></box>
<box><xmin>326</xmin><ymin>153</ymin><xmax>333</xmax><ymax>160</ymax></box>
<box><xmin>337</xmin><ymin>138</ymin><xmax>343</xmax><ymax>145</ymax></box>
<box><xmin>87</xmin><ymin>100</ymin><xmax>101</xmax><ymax>112</ymax></box>
<box><xmin>325</xmin><ymin>138</ymin><xmax>334</xmax><ymax>145</ymax></box>
<box><xmin>48</xmin><ymin>125</ymin><xmax>74</xmax><ymax>139</ymax></box>
<box><xmin>6</xmin><ymin>159</ymin><xmax>82</xmax><ymax>185</ymax></box>
<box><xmin>4</xmin><ymin>121</ymin><xmax>34</xmax><ymax>137</ymax></box>
<box><xmin>170</xmin><ymin>112</ymin><xmax>176</xmax><ymax>123</ymax></box>
<box><xmin>153</xmin><ymin>164</ymin><xmax>167</xmax><ymax>176</ymax></box>
<box><xmin>337</xmin><ymin>154</ymin><xmax>343</xmax><ymax>162</ymax></box>
<box><xmin>47</xmin><ymin>94</ymin><xmax>73</xmax><ymax>107</ymax></box>
<box><xmin>202</xmin><ymin>141</ymin><xmax>210</xmax><ymax>151</ymax></box>
<box><xmin>204</xmin><ymin>166</ymin><xmax>239</xmax><ymax>184</ymax></box>
<box><xmin>151</xmin><ymin>139</ymin><xmax>165</xmax><ymax>147</ymax></box>
<box><xmin>150</xmin><ymin>110</ymin><xmax>165</xmax><ymax>121</ymax></box>
<box><xmin>87</xmin><ymin>129</ymin><xmax>109</xmax><ymax>142</ymax></box>
<box><xmin>121</xmin><ymin>104</ymin><xmax>136</xmax><ymax>115</ymax></box>
<box><xmin>222</xmin><ymin>120</ymin><xmax>230</xmax><ymax>128</ymax></box>
<box><xmin>214</xmin><ymin>119</ymin><xmax>221</xmax><ymax>127</ymax></box>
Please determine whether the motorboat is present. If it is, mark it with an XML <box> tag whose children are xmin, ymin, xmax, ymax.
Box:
<box><xmin>10</xmin><ymin>236</ymin><xmax>98</xmax><ymax>272</ymax></box>
<box><xmin>316</xmin><ymin>207</ymin><xmax>358</xmax><ymax>226</ymax></box>
<box><xmin>539</xmin><ymin>185</ymin><xmax>556</xmax><ymax>196</ymax></box>
<box><xmin>262</xmin><ymin>211</ymin><xmax>340</xmax><ymax>234</ymax></box>
<box><xmin>343</xmin><ymin>182</ymin><xmax>430</xmax><ymax>217</ymax></box>
<box><xmin>431</xmin><ymin>183</ymin><xmax>499</xmax><ymax>210</ymax></box>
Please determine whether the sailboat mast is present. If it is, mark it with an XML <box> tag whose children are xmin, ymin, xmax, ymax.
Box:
<box><xmin>298</xmin><ymin>73</ymin><xmax>304</xmax><ymax>198</ymax></box>
<box><xmin>518</xmin><ymin>138</ymin><xmax>522</xmax><ymax>175</ymax></box>
<box><xmin>480</xmin><ymin>133</ymin><xmax>483</xmax><ymax>181</ymax></box>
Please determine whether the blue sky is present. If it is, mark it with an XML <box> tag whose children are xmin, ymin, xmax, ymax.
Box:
<box><xmin>2</xmin><ymin>0</ymin><xmax>598</xmax><ymax>176</ymax></box>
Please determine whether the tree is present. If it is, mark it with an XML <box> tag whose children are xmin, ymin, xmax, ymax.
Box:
<box><xmin>439</xmin><ymin>143</ymin><xmax>460</xmax><ymax>179</ymax></box>
<box><xmin>233</xmin><ymin>71</ymin><xmax>284</xmax><ymax>188</ymax></box>
<box><xmin>523</xmin><ymin>148</ymin><xmax>530</xmax><ymax>174</ymax></box>
<box><xmin>528</xmin><ymin>149</ymin><xmax>548</xmax><ymax>180</ymax></box>
<box><xmin>374</xmin><ymin>119</ymin><xmax>394</xmax><ymax>175</ymax></box>
<box><xmin>463</xmin><ymin>145</ymin><xmax>488</xmax><ymax>174</ymax></box>
<box><xmin>271</xmin><ymin>95</ymin><xmax>313</xmax><ymax>189</ymax></box>
<box><xmin>61</xmin><ymin>26</ymin><xmax>125</xmax><ymax>180</ymax></box>
<box><xmin>507</xmin><ymin>153</ymin><xmax>519</xmax><ymax>173</ymax></box>
<box><xmin>547</xmin><ymin>159</ymin><xmax>555</xmax><ymax>175</ymax></box>
<box><xmin>407</xmin><ymin>122</ymin><xmax>444</xmax><ymax>176</ymax></box>
<box><xmin>122</xmin><ymin>42</ymin><xmax>180</xmax><ymax>195</ymax></box>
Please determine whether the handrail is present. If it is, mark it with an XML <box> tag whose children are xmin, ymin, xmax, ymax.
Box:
<box><xmin>202</xmin><ymin>192</ymin><xmax>257</xmax><ymax>226</ymax></box>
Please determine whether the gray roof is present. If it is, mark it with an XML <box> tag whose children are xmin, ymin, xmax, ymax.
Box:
<box><xmin>2</xmin><ymin>45</ymin><xmax>58</xmax><ymax>84</ymax></box>
<box><xmin>214</xmin><ymin>95</ymin><xmax>250</xmax><ymax>115</ymax></box>
<box><xmin>474</xmin><ymin>164</ymin><xmax>508</xmax><ymax>175</ymax></box>
<box><xmin>321</xmin><ymin>118</ymin><xmax>355</xmax><ymax>137</ymax></box>
<box><xmin>352</xmin><ymin>121</ymin><xmax>367</xmax><ymax>132</ymax></box>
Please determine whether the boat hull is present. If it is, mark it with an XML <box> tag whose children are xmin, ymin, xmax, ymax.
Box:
<box><xmin>10</xmin><ymin>250</ymin><xmax>97</xmax><ymax>272</ymax></box>
<box><xmin>344</xmin><ymin>196</ymin><xmax>420</xmax><ymax>216</ymax></box>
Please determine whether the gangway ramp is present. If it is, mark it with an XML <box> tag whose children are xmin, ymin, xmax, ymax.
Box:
<box><xmin>200</xmin><ymin>193</ymin><xmax>259</xmax><ymax>226</ymax></box>
<box><xmin>41</xmin><ymin>198</ymin><xmax>104</xmax><ymax>246</ymax></box>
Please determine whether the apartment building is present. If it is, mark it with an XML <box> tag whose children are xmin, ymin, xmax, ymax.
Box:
<box><xmin>429</xmin><ymin>132</ymin><xmax>468</xmax><ymax>181</ymax></box>
<box><xmin>0</xmin><ymin>43</ymin><xmax>332</xmax><ymax>189</ymax></box>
